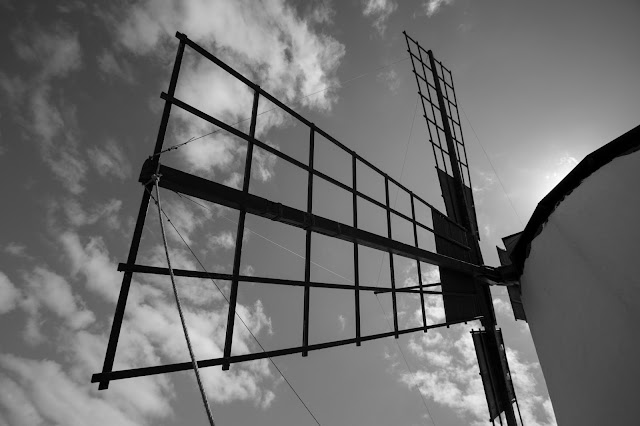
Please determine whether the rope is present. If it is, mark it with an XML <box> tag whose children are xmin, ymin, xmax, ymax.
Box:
<box><xmin>148</xmin><ymin>187</ymin><xmax>321</xmax><ymax>426</ymax></box>
<box><xmin>151</xmin><ymin>176</ymin><xmax>217</xmax><ymax>426</ymax></box>
<box><xmin>166</xmin><ymin>95</ymin><xmax>436</xmax><ymax>426</ymax></box>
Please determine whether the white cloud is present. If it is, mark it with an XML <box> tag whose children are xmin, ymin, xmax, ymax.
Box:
<box><xmin>21</xmin><ymin>267</ymin><xmax>95</xmax><ymax>330</ymax></box>
<box><xmin>224</xmin><ymin>172</ymin><xmax>243</xmax><ymax>189</ymax></box>
<box><xmin>209</xmin><ymin>231</ymin><xmax>236</xmax><ymax>250</ymax></box>
<box><xmin>422</xmin><ymin>331</ymin><xmax>444</xmax><ymax>347</ymax></box>
<box><xmin>308</xmin><ymin>0</ymin><xmax>334</xmax><ymax>25</ymax></box>
<box><xmin>362</xmin><ymin>0</ymin><xmax>398</xmax><ymax>36</ymax></box>
<box><xmin>401</xmin><ymin>328</ymin><xmax>557</xmax><ymax>425</ymax></box>
<box><xmin>377</xmin><ymin>68</ymin><xmax>400</xmax><ymax>93</ymax></box>
<box><xmin>0</xmin><ymin>271</ymin><xmax>20</xmax><ymax>314</ymax></box>
<box><xmin>472</xmin><ymin>170</ymin><xmax>497</xmax><ymax>196</ymax></box>
<box><xmin>159</xmin><ymin>196</ymin><xmax>211</xmax><ymax>245</ymax></box>
<box><xmin>0</xmin><ymin>355</ymin><xmax>148</xmax><ymax>426</ymax></box>
<box><xmin>5</xmin><ymin>225</ymin><xmax>279</xmax><ymax>421</ymax></box>
<box><xmin>30</xmin><ymin>86</ymin><xmax>87</xmax><ymax>194</ymax></box>
<box><xmin>492</xmin><ymin>297</ymin><xmax>514</xmax><ymax>319</ymax></box>
<box><xmin>59</xmin><ymin>231</ymin><xmax>123</xmax><ymax>303</ymax></box>
<box><xmin>87</xmin><ymin>139</ymin><xmax>133</xmax><ymax>181</ymax></box>
<box><xmin>12</xmin><ymin>25</ymin><xmax>82</xmax><ymax>80</ymax></box>
<box><xmin>338</xmin><ymin>314</ymin><xmax>346</xmax><ymax>331</ymax></box>
<box><xmin>0</xmin><ymin>373</ymin><xmax>44</xmax><ymax>426</ymax></box>
<box><xmin>401</xmin><ymin>332</ymin><xmax>492</xmax><ymax>421</ymax></box>
<box><xmin>421</xmin><ymin>264</ymin><xmax>440</xmax><ymax>284</ymax></box>
<box><xmin>57</xmin><ymin>226</ymin><xmax>277</xmax><ymax>401</ymax></box>
<box><xmin>0</xmin><ymin>72</ymin><xmax>26</xmax><ymax>104</ymax></box>
<box><xmin>252</xmin><ymin>142</ymin><xmax>280</xmax><ymax>182</ymax></box>
<box><xmin>62</xmin><ymin>198</ymin><xmax>123</xmax><ymax>229</ymax></box>
<box><xmin>544</xmin><ymin>153</ymin><xmax>578</xmax><ymax>183</ymax></box>
<box><xmin>106</xmin><ymin>0</ymin><xmax>344</xmax><ymax>177</ymax></box>
<box><xmin>423</xmin><ymin>0</ymin><xmax>455</xmax><ymax>17</ymax></box>
<box><xmin>242</xmin><ymin>265</ymin><xmax>255</xmax><ymax>277</ymax></box>
<box><xmin>97</xmin><ymin>50</ymin><xmax>135</xmax><ymax>84</ymax></box>
<box><xmin>8</xmin><ymin>26</ymin><xmax>87</xmax><ymax>194</ymax></box>
<box><xmin>4</xmin><ymin>243</ymin><xmax>27</xmax><ymax>257</ymax></box>
<box><xmin>260</xmin><ymin>389</ymin><xmax>276</xmax><ymax>409</ymax></box>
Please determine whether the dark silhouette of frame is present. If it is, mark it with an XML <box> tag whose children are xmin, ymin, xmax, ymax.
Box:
<box><xmin>92</xmin><ymin>30</ymin><xmax>518</xmax><ymax>426</ymax></box>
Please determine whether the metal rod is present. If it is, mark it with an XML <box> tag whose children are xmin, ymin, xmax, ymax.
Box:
<box><xmin>303</xmin><ymin>125</ymin><xmax>315</xmax><ymax>356</ymax></box>
<box><xmin>98</xmin><ymin>38</ymin><xmax>186</xmax><ymax>390</ymax></box>
<box><xmin>410</xmin><ymin>193</ymin><xmax>428</xmax><ymax>331</ymax></box>
<box><xmin>427</xmin><ymin>49</ymin><xmax>471</xmax><ymax>231</ymax></box>
<box><xmin>352</xmin><ymin>155</ymin><xmax>361</xmax><ymax>346</ymax></box>
<box><xmin>117</xmin><ymin>263</ymin><xmax>471</xmax><ymax>296</ymax></box>
<box><xmin>222</xmin><ymin>88</ymin><xmax>260</xmax><ymax>370</ymax></box>
<box><xmin>92</xmin><ymin>316</ymin><xmax>482</xmax><ymax>384</ymax></box>
<box><xmin>385</xmin><ymin>177</ymin><xmax>399</xmax><ymax>338</ymax></box>
<box><xmin>154</xmin><ymin>180</ymin><xmax>216</xmax><ymax>426</ymax></box>
<box><xmin>142</xmin><ymin>163</ymin><xmax>497</xmax><ymax>278</ymax></box>
<box><xmin>514</xmin><ymin>397</ymin><xmax>524</xmax><ymax>426</ymax></box>
<box><xmin>159</xmin><ymin>92</ymin><xmax>467</xmax><ymax>236</ymax></box>
<box><xmin>374</xmin><ymin>282</ymin><xmax>441</xmax><ymax>294</ymax></box>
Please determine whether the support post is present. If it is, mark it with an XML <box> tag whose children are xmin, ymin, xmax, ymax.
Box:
<box><xmin>222</xmin><ymin>88</ymin><xmax>260</xmax><ymax>370</ymax></box>
<box><xmin>385</xmin><ymin>177</ymin><xmax>399</xmax><ymax>338</ymax></box>
<box><xmin>352</xmin><ymin>155</ymin><xmax>361</xmax><ymax>346</ymax></box>
<box><xmin>410</xmin><ymin>193</ymin><xmax>428</xmax><ymax>331</ymax></box>
<box><xmin>428</xmin><ymin>48</ymin><xmax>518</xmax><ymax>426</ymax></box>
<box><xmin>98</xmin><ymin>37</ymin><xmax>186</xmax><ymax>390</ymax></box>
<box><xmin>303</xmin><ymin>125</ymin><xmax>315</xmax><ymax>356</ymax></box>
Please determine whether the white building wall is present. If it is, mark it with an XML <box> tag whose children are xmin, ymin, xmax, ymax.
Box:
<box><xmin>520</xmin><ymin>149</ymin><xmax>640</xmax><ymax>426</ymax></box>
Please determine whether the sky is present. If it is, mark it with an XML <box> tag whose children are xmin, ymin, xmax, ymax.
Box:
<box><xmin>0</xmin><ymin>1</ymin><xmax>639</xmax><ymax>425</ymax></box>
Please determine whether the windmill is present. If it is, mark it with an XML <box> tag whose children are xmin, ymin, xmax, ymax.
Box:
<box><xmin>91</xmin><ymin>31</ymin><xmax>523</xmax><ymax>425</ymax></box>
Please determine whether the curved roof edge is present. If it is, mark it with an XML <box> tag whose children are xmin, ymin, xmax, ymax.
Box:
<box><xmin>510</xmin><ymin>124</ymin><xmax>640</xmax><ymax>273</ymax></box>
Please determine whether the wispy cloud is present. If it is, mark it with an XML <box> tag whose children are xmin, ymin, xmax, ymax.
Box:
<box><xmin>0</xmin><ymin>226</ymin><xmax>278</xmax><ymax>424</ymax></box>
<box><xmin>208</xmin><ymin>230</ymin><xmax>236</xmax><ymax>250</ymax></box>
<box><xmin>377</xmin><ymin>68</ymin><xmax>400</xmax><ymax>93</ymax></box>
<box><xmin>338</xmin><ymin>314</ymin><xmax>347</xmax><ymax>331</ymax></box>
<box><xmin>30</xmin><ymin>85</ymin><xmax>87</xmax><ymax>194</ymax></box>
<box><xmin>492</xmin><ymin>297</ymin><xmax>514</xmax><ymax>319</ymax></box>
<box><xmin>544</xmin><ymin>153</ymin><xmax>578</xmax><ymax>184</ymax></box>
<box><xmin>423</xmin><ymin>0</ymin><xmax>455</xmax><ymax>18</ymax></box>
<box><xmin>60</xmin><ymin>198</ymin><xmax>123</xmax><ymax>229</ymax></box>
<box><xmin>87</xmin><ymin>139</ymin><xmax>133</xmax><ymax>181</ymax></box>
<box><xmin>362</xmin><ymin>0</ymin><xmax>398</xmax><ymax>36</ymax></box>
<box><xmin>4</xmin><ymin>243</ymin><xmax>28</xmax><ymax>258</ymax></box>
<box><xmin>0</xmin><ymin>271</ymin><xmax>20</xmax><ymax>314</ymax></box>
<box><xmin>21</xmin><ymin>266</ymin><xmax>95</xmax><ymax>332</ymax></box>
<box><xmin>7</xmin><ymin>25</ymin><xmax>88</xmax><ymax>194</ymax></box>
<box><xmin>97</xmin><ymin>50</ymin><xmax>135</xmax><ymax>84</ymax></box>
<box><xmin>102</xmin><ymin>0</ymin><xmax>344</xmax><ymax>184</ymax></box>
<box><xmin>11</xmin><ymin>25</ymin><xmax>82</xmax><ymax>80</ymax></box>
<box><xmin>402</xmin><ymin>329</ymin><xmax>557</xmax><ymax>425</ymax></box>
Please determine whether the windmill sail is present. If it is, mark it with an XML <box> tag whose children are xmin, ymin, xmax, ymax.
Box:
<box><xmin>404</xmin><ymin>31</ymin><xmax>521</xmax><ymax>425</ymax></box>
<box><xmin>93</xmin><ymin>31</ymin><xmax>497</xmax><ymax>389</ymax></box>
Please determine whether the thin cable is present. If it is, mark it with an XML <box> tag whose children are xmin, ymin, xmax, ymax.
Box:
<box><xmin>370</xmin><ymin>95</ymin><xmax>437</xmax><ymax>426</ymax></box>
<box><xmin>166</xmin><ymin>189</ymin><xmax>434</xmax><ymax>426</ymax></box>
<box><xmin>151</xmin><ymin>178</ymin><xmax>216</xmax><ymax>426</ymax></box>
<box><xmin>148</xmin><ymin>187</ymin><xmax>321</xmax><ymax>426</ymax></box>
<box><xmin>374</xmin><ymin>294</ymin><xmax>436</xmax><ymax>426</ymax></box>
<box><xmin>172</xmin><ymin>191</ymin><xmax>353</xmax><ymax>284</ymax></box>
<box><xmin>152</xmin><ymin>56</ymin><xmax>410</xmax><ymax>158</ymax></box>
<box><xmin>372</xmin><ymin>95</ymin><xmax>419</xmax><ymax>284</ymax></box>
<box><xmin>459</xmin><ymin>105</ymin><xmax>524</xmax><ymax>227</ymax></box>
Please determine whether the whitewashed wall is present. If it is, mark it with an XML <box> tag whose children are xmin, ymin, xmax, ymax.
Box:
<box><xmin>520</xmin><ymin>149</ymin><xmax>640</xmax><ymax>425</ymax></box>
